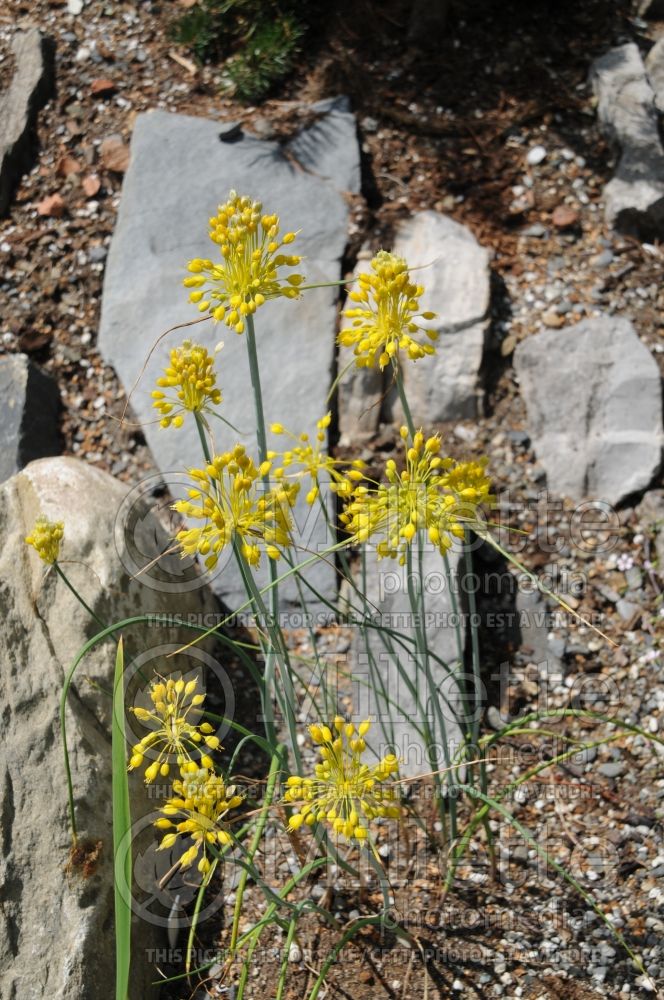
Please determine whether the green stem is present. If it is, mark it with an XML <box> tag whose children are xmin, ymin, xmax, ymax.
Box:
<box><xmin>393</xmin><ymin>358</ymin><xmax>415</xmax><ymax>438</ymax></box>
<box><xmin>464</xmin><ymin>529</ymin><xmax>487</xmax><ymax>794</ymax></box>
<box><xmin>54</xmin><ymin>562</ymin><xmax>107</xmax><ymax>630</ymax></box>
<box><xmin>406</xmin><ymin>544</ymin><xmax>454</xmax><ymax>838</ymax></box>
<box><xmin>244</xmin><ymin>314</ymin><xmax>300</xmax><ymax>765</ymax></box>
<box><xmin>232</xmin><ymin>539</ymin><xmax>278</xmax><ymax>749</ymax></box>
<box><xmin>229</xmin><ymin>747</ymin><xmax>283</xmax><ymax>955</ymax></box>
<box><xmin>245</xmin><ymin>314</ymin><xmax>268</xmax><ymax>464</ymax></box>
<box><xmin>276</xmin><ymin>918</ymin><xmax>298</xmax><ymax>1000</ymax></box>
<box><xmin>194</xmin><ymin>411</ymin><xmax>213</xmax><ymax>465</ymax></box>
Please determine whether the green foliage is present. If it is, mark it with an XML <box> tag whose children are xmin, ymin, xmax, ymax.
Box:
<box><xmin>169</xmin><ymin>0</ymin><xmax>306</xmax><ymax>101</ymax></box>
<box><xmin>226</xmin><ymin>16</ymin><xmax>305</xmax><ymax>102</ymax></box>
<box><xmin>112</xmin><ymin>639</ymin><xmax>132</xmax><ymax>1000</ymax></box>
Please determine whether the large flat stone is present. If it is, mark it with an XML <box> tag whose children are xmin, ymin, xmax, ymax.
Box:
<box><xmin>514</xmin><ymin>316</ymin><xmax>663</xmax><ymax>504</ymax></box>
<box><xmin>99</xmin><ymin>100</ymin><xmax>360</xmax><ymax>610</ymax></box>
<box><xmin>0</xmin><ymin>457</ymin><xmax>225</xmax><ymax>1000</ymax></box>
<box><xmin>590</xmin><ymin>43</ymin><xmax>664</xmax><ymax>239</ymax></box>
<box><xmin>646</xmin><ymin>36</ymin><xmax>664</xmax><ymax>113</ymax></box>
<box><xmin>339</xmin><ymin>212</ymin><xmax>490</xmax><ymax>442</ymax></box>
<box><xmin>0</xmin><ymin>28</ymin><xmax>54</xmax><ymax>214</ymax></box>
<box><xmin>0</xmin><ymin>353</ymin><xmax>61</xmax><ymax>483</ymax></box>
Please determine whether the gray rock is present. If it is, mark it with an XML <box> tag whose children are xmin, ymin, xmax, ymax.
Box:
<box><xmin>289</xmin><ymin>99</ymin><xmax>361</xmax><ymax>194</ymax></box>
<box><xmin>0</xmin><ymin>28</ymin><xmax>54</xmax><ymax>214</ymax></box>
<box><xmin>507</xmin><ymin>429</ymin><xmax>530</xmax><ymax>447</ymax></box>
<box><xmin>592</xmin><ymin>249</ymin><xmax>614</xmax><ymax>268</ymax></box>
<box><xmin>646</xmin><ymin>37</ymin><xmax>664</xmax><ymax>113</ymax></box>
<box><xmin>514</xmin><ymin>316</ymin><xmax>663</xmax><ymax>504</ymax></box>
<box><xmin>598</xmin><ymin>761</ymin><xmax>626</xmax><ymax>778</ymax></box>
<box><xmin>486</xmin><ymin>705</ymin><xmax>508</xmax><ymax>731</ymax></box>
<box><xmin>517</xmin><ymin>589</ymin><xmax>563</xmax><ymax>673</ymax></box>
<box><xmin>0</xmin><ymin>457</ymin><xmax>224</xmax><ymax>999</ymax></box>
<box><xmin>616</xmin><ymin>598</ymin><xmax>641</xmax><ymax>620</ymax></box>
<box><xmin>0</xmin><ymin>353</ymin><xmax>61</xmax><ymax>483</ymax></box>
<box><xmin>98</xmin><ymin>100</ymin><xmax>360</xmax><ymax>610</ymax></box>
<box><xmin>594</xmin><ymin>582</ymin><xmax>620</xmax><ymax>604</ymax></box>
<box><xmin>547</xmin><ymin>636</ymin><xmax>567</xmax><ymax>660</ymax></box>
<box><xmin>522</xmin><ymin>223</ymin><xmax>547</xmax><ymax>238</ymax></box>
<box><xmin>573</xmin><ymin>745</ymin><xmax>597</xmax><ymax>765</ymax></box>
<box><xmin>590</xmin><ymin>43</ymin><xmax>664</xmax><ymax>239</ymax></box>
<box><xmin>339</xmin><ymin>212</ymin><xmax>490</xmax><ymax>440</ymax></box>
<box><xmin>349</xmin><ymin>541</ymin><xmax>468</xmax><ymax>776</ymax></box>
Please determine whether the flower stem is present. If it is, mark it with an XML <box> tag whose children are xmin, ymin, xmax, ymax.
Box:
<box><xmin>229</xmin><ymin>746</ymin><xmax>283</xmax><ymax>956</ymax></box>
<box><xmin>245</xmin><ymin>314</ymin><xmax>268</xmax><ymax>464</ymax></box>
<box><xmin>245</xmin><ymin>314</ymin><xmax>299</xmax><ymax>763</ymax></box>
<box><xmin>54</xmin><ymin>562</ymin><xmax>107</xmax><ymax>630</ymax></box>
<box><xmin>393</xmin><ymin>359</ymin><xmax>416</xmax><ymax>438</ymax></box>
<box><xmin>194</xmin><ymin>411</ymin><xmax>213</xmax><ymax>465</ymax></box>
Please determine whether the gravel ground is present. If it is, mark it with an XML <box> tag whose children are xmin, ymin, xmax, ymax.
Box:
<box><xmin>1</xmin><ymin>0</ymin><xmax>662</xmax><ymax>997</ymax></box>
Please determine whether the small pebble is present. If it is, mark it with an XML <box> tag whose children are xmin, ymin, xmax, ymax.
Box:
<box><xmin>288</xmin><ymin>942</ymin><xmax>302</xmax><ymax>963</ymax></box>
<box><xmin>599</xmin><ymin>761</ymin><xmax>625</xmax><ymax>779</ymax></box>
<box><xmin>526</xmin><ymin>145</ymin><xmax>547</xmax><ymax>165</ymax></box>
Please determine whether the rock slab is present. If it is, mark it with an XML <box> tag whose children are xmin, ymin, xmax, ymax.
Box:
<box><xmin>514</xmin><ymin>316</ymin><xmax>662</xmax><ymax>504</ymax></box>
<box><xmin>646</xmin><ymin>36</ymin><xmax>664</xmax><ymax>113</ymax></box>
<box><xmin>0</xmin><ymin>457</ymin><xmax>224</xmax><ymax>1000</ymax></box>
<box><xmin>590</xmin><ymin>43</ymin><xmax>664</xmax><ymax>239</ymax></box>
<box><xmin>339</xmin><ymin>211</ymin><xmax>491</xmax><ymax>442</ymax></box>
<box><xmin>99</xmin><ymin>100</ymin><xmax>360</xmax><ymax>610</ymax></box>
<box><xmin>0</xmin><ymin>353</ymin><xmax>62</xmax><ymax>483</ymax></box>
<box><xmin>0</xmin><ymin>28</ymin><xmax>54</xmax><ymax>214</ymax></box>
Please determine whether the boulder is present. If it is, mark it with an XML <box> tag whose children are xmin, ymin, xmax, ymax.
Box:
<box><xmin>646</xmin><ymin>36</ymin><xmax>664</xmax><ymax>113</ymax></box>
<box><xmin>0</xmin><ymin>457</ymin><xmax>226</xmax><ymax>1000</ymax></box>
<box><xmin>590</xmin><ymin>43</ymin><xmax>664</xmax><ymax>239</ymax></box>
<box><xmin>98</xmin><ymin>99</ymin><xmax>361</xmax><ymax>611</ymax></box>
<box><xmin>0</xmin><ymin>28</ymin><xmax>54</xmax><ymax>214</ymax></box>
<box><xmin>339</xmin><ymin>212</ymin><xmax>491</xmax><ymax>443</ymax></box>
<box><xmin>0</xmin><ymin>353</ymin><xmax>61</xmax><ymax>483</ymax></box>
<box><xmin>514</xmin><ymin>316</ymin><xmax>662</xmax><ymax>505</ymax></box>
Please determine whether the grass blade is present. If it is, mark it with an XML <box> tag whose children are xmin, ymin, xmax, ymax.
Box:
<box><xmin>112</xmin><ymin>638</ymin><xmax>132</xmax><ymax>1000</ymax></box>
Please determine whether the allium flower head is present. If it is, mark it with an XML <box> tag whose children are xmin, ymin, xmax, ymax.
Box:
<box><xmin>152</xmin><ymin>340</ymin><xmax>222</xmax><ymax>429</ymax></box>
<box><xmin>184</xmin><ymin>191</ymin><xmax>304</xmax><ymax>334</ymax></box>
<box><xmin>155</xmin><ymin>765</ymin><xmax>243</xmax><ymax>874</ymax></box>
<box><xmin>340</xmin><ymin>427</ymin><xmax>492</xmax><ymax>564</ymax></box>
<box><xmin>338</xmin><ymin>251</ymin><xmax>437</xmax><ymax>369</ymax></box>
<box><xmin>25</xmin><ymin>515</ymin><xmax>64</xmax><ymax>564</ymax></box>
<box><xmin>269</xmin><ymin>412</ymin><xmax>366</xmax><ymax>505</ymax></box>
<box><xmin>173</xmin><ymin>444</ymin><xmax>299</xmax><ymax>569</ymax></box>
<box><xmin>284</xmin><ymin>718</ymin><xmax>400</xmax><ymax>842</ymax></box>
<box><xmin>128</xmin><ymin>674</ymin><xmax>220</xmax><ymax>783</ymax></box>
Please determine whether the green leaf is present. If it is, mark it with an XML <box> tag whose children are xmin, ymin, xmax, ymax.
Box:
<box><xmin>112</xmin><ymin>638</ymin><xmax>132</xmax><ymax>1000</ymax></box>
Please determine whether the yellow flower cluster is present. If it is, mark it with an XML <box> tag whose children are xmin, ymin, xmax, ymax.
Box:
<box><xmin>155</xmin><ymin>765</ymin><xmax>242</xmax><ymax>874</ymax></box>
<box><xmin>184</xmin><ymin>191</ymin><xmax>304</xmax><ymax>334</ymax></box>
<box><xmin>284</xmin><ymin>718</ymin><xmax>400</xmax><ymax>842</ymax></box>
<box><xmin>269</xmin><ymin>412</ymin><xmax>366</xmax><ymax>505</ymax></box>
<box><xmin>24</xmin><ymin>515</ymin><xmax>64</xmax><ymax>564</ymax></box>
<box><xmin>152</xmin><ymin>340</ymin><xmax>222</xmax><ymax>429</ymax></box>
<box><xmin>338</xmin><ymin>251</ymin><xmax>437</xmax><ymax>369</ymax></box>
<box><xmin>128</xmin><ymin>675</ymin><xmax>220</xmax><ymax>783</ymax></box>
<box><xmin>340</xmin><ymin>427</ymin><xmax>492</xmax><ymax>563</ymax></box>
<box><xmin>173</xmin><ymin>445</ymin><xmax>299</xmax><ymax>569</ymax></box>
